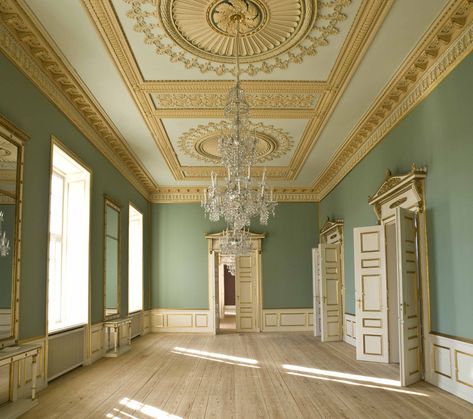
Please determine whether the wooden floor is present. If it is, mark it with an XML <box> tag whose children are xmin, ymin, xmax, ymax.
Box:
<box><xmin>22</xmin><ymin>333</ymin><xmax>473</xmax><ymax>419</ymax></box>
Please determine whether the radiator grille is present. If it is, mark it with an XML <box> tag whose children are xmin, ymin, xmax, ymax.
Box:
<box><xmin>48</xmin><ymin>327</ymin><xmax>84</xmax><ymax>381</ymax></box>
<box><xmin>130</xmin><ymin>313</ymin><xmax>141</xmax><ymax>339</ymax></box>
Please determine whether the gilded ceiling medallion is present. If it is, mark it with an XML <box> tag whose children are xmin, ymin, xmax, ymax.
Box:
<box><xmin>178</xmin><ymin>121</ymin><xmax>293</xmax><ymax>163</ymax></box>
<box><xmin>124</xmin><ymin>0</ymin><xmax>351</xmax><ymax>76</ymax></box>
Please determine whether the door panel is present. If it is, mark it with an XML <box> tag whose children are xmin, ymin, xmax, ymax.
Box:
<box><xmin>320</xmin><ymin>244</ymin><xmax>342</xmax><ymax>342</ymax></box>
<box><xmin>236</xmin><ymin>253</ymin><xmax>258</xmax><ymax>332</ymax></box>
<box><xmin>396</xmin><ymin>207</ymin><xmax>422</xmax><ymax>386</ymax></box>
<box><xmin>312</xmin><ymin>248</ymin><xmax>321</xmax><ymax>337</ymax></box>
<box><xmin>354</xmin><ymin>226</ymin><xmax>389</xmax><ymax>362</ymax></box>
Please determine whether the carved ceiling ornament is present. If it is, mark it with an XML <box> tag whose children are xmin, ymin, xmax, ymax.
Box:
<box><xmin>177</xmin><ymin>120</ymin><xmax>294</xmax><ymax>163</ymax></box>
<box><xmin>123</xmin><ymin>0</ymin><xmax>351</xmax><ymax>76</ymax></box>
<box><xmin>152</xmin><ymin>92</ymin><xmax>320</xmax><ymax>110</ymax></box>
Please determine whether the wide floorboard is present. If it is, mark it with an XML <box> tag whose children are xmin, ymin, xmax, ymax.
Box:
<box><xmin>22</xmin><ymin>333</ymin><xmax>473</xmax><ymax>418</ymax></box>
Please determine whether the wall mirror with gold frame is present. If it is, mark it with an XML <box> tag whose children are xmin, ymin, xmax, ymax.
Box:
<box><xmin>104</xmin><ymin>197</ymin><xmax>121</xmax><ymax>320</ymax></box>
<box><xmin>0</xmin><ymin>116</ymin><xmax>27</xmax><ymax>349</ymax></box>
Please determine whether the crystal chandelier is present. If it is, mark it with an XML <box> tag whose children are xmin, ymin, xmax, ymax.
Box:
<box><xmin>202</xmin><ymin>15</ymin><xmax>277</xmax><ymax>254</ymax></box>
<box><xmin>0</xmin><ymin>211</ymin><xmax>10</xmax><ymax>257</ymax></box>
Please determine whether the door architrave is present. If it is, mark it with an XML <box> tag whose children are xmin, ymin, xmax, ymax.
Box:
<box><xmin>206</xmin><ymin>232</ymin><xmax>265</xmax><ymax>334</ymax></box>
<box><xmin>368</xmin><ymin>164</ymin><xmax>429</xmax><ymax>380</ymax></box>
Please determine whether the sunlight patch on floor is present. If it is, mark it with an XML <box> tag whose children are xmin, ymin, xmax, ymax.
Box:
<box><xmin>105</xmin><ymin>398</ymin><xmax>183</xmax><ymax>419</ymax></box>
<box><xmin>286</xmin><ymin>372</ymin><xmax>429</xmax><ymax>396</ymax></box>
<box><xmin>282</xmin><ymin>364</ymin><xmax>401</xmax><ymax>386</ymax></box>
<box><xmin>173</xmin><ymin>347</ymin><xmax>258</xmax><ymax>365</ymax></box>
<box><xmin>171</xmin><ymin>351</ymin><xmax>260</xmax><ymax>369</ymax></box>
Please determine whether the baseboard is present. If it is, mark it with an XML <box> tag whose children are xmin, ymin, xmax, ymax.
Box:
<box><xmin>343</xmin><ymin>313</ymin><xmax>356</xmax><ymax>347</ymax></box>
<box><xmin>151</xmin><ymin>309</ymin><xmax>212</xmax><ymax>333</ymax></box>
<box><xmin>262</xmin><ymin>308</ymin><xmax>313</xmax><ymax>332</ymax></box>
<box><xmin>425</xmin><ymin>332</ymin><xmax>473</xmax><ymax>404</ymax></box>
<box><xmin>89</xmin><ymin>323</ymin><xmax>104</xmax><ymax>364</ymax></box>
<box><xmin>143</xmin><ymin>310</ymin><xmax>151</xmax><ymax>335</ymax></box>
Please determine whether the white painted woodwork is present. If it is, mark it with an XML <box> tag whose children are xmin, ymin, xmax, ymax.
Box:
<box><xmin>426</xmin><ymin>333</ymin><xmax>473</xmax><ymax>405</ymax></box>
<box><xmin>343</xmin><ymin>313</ymin><xmax>356</xmax><ymax>347</ymax></box>
<box><xmin>213</xmin><ymin>252</ymin><xmax>220</xmax><ymax>334</ymax></box>
<box><xmin>151</xmin><ymin>309</ymin><xmax>211</xmax><ymax>333</ymax></box>
<box><xmin>354</xmin><ymin>226</ymin><xmax>389</xmax><ymax>363</ymax></box>
<box><xmin>396</xmin><ymin>207</ymin><xmax>422</xmax><ymax>386</ymax></box>
<box><xmin>48</xmin><ymin>327</ymin><xmax>85</xmax><ymax>381</ymax></box>
<box><xmin>262</xmin><ymin>309</ymin><xmax>313</xmax><ymax>331</ymax></box>
<box><xmin>320</xmin><ymin>243</ymin><xmax>343</xmax><ymax>342</ymax></box>
<box><xmin>312</xmin><ymin>248</ymin><xmax>321</xmax><ymax>337</ymax></box>
<box><xmin>236</xmin><ymin>253</ymin><xmax>258</xmax><ymax>332</ymax></box>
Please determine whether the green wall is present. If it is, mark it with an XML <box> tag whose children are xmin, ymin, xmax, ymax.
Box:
<box><xmin>0</xmin><ymin>53</ymin><xmax>151</xmax><ymax>339</ymax></box>
<box><xmin>152</xmin><ymin>203</ymin><xmax>317</xmax><ymax>310</ymax></box>
<box><xmin>319</xmin><ymin>52</ymin><xmax>473</xmax><ymax>340</ymax></box>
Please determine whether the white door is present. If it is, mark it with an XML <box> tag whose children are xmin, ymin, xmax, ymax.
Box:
<box><xmin>320</xmin><ymin>244</ymin><xmax>343</xmax><ymax>342</ymax></box>
<box><xmin>214</xmin><ymin>253</ymin><xmax>220</xmax><ymax>334</ymax></box>
<box><xmin>396</xmin><ymin>208</ymin><xmax>422</xmax><ymax>385</ymax></box>
<box><xmin>312</xmin><ymin>248</ymin><xmax>321</xmax><ymax>337</ymax></box>
<box><xmin>236</xmin><ymin>253</ymin><xmax>258</xmax><ymax>332</ymax></box>
<box><xmin>354</xmin><ymin>226</ymin><xmax>389</xmax><ymax>362</ymax></box>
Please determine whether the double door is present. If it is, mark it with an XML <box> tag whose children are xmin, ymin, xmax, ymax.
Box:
<box><xmin>354</xmin><ymin>208</ymin><xmax>422</xmax><ymax>386</ymax></box>
<box><xmin>215</xmin><ymin>252</ymin><xmax>259</xmax><ymax>333</ymax></box>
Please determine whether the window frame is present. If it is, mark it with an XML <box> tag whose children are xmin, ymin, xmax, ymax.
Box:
<box><xmin>46</xmin><ymin>138</ymin><xmax>92</xmax><ymax>335</ymax></box>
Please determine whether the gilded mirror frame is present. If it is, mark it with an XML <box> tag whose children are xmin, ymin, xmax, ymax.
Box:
<box><xmin>103</xmin><ymin>196</ymin><xmax>121</xmax><ymax>321</ymax></box>
<box><xmin>0</xmin><ymin>115</ymin><xmax>28</xmax><ymax>349</ymax></box>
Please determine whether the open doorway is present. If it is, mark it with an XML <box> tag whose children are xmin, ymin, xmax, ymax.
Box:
<box><xmin>354</xmin><ymin>166</ymin><xmax>427</xmax><ymax>387</ymax></box>
<box><xmin>207</xmin><ymin>231</ymin><xmax>265</xmax><ymax>334</ymax></box>
<box><xmin>219</xmin><ymin>260</ymin><xmax>236</xmax><ymax>332</ymax></box>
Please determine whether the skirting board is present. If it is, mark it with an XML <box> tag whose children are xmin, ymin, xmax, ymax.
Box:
<box><xmin>425</xmin><ymin>333</ymin><xmax>473</xmax><ymax>404</ymax></box>
<box><xmin>151</xmin><ymin>309</ymin><xmax>212</xmax><ymax>333</ymax></box>
<box><xmin>262</xmin><ymin>309</ymin><xmax>313</xmax><ymax>332</ymax></box>
<box><xmin>343</xmin><ymin>313</ymin><xmax>356</xmax><ymax>347</ymax></box>
<box><xmin>90</xmin><ymin>323</ymin><xmax>105</xmax><ymax>364</ymax></box>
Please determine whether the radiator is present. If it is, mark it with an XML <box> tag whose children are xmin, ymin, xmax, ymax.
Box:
<box><xmin>48</xmin><ymin>327</ymin><xmax>85</xmax><ymax>381</ymax></box>
<box><xmin>130</xmin><ymin>313</ymin><xmax>142</xmax><ymax>339</ymax></box>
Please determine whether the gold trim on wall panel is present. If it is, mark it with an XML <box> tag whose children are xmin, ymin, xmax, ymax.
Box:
<box><xmin>431</xmin><ymin>331</ymin><xmax>473</xmax><ymax>345</ymax></box>
<box><xmin>0</xmin><ymin>0</ymin><xmax>156</xmax><ymax>198</ymax></box>
<box><xmin>314</xmin><ymin>1</ymin><xmax>473</xmax><ymax>198</ymax></box>
<box><xmin>455</xmin><ymin>350</ymin><xmax>473</xmax><ymax>389</ymax></box>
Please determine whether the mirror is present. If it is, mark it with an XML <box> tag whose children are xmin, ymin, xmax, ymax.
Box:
<box><xmin>0</xmin><ymin>117</ymin><xmax>25</xmax><ymax>348</ymax></box>
<box><xmin>104</xmin><ymin>197</ymin><xmax>121</xmax><ymax>320</ymax></box>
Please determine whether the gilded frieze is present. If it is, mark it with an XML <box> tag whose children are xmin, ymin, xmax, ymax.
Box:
<box><xmin>151</xmin><ymin>92</ymin><xmax>319</xmax><ymax>110</ymax></box>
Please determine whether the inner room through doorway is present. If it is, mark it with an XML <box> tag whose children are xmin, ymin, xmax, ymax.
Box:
<box><xmin>219</xmin><ymin>264</ymin><xmax>236</xmax><ymax>332</ymax></box>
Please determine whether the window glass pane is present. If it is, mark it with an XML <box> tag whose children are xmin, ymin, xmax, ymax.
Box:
<box><xmin>48</xmin><ymin>145</ymin><xmax>90</xmax><ymax>333</ymax></box>
<box><xmin>128</xmin><ymin>205</ymin><xmax>143</xmax><ymax>313</ymax></box>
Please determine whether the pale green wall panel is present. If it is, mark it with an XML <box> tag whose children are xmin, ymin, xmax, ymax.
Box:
<box><xmin>0</xmin><ymin>53</ymin><xmax>151</xmax><ymax>339</ymax></box>
<box><xmin>152</xmin><ymin>203</ymin><xmax>318</xmax><ymax>310</ymax></box>
<box><xmin>320</xmin><ymin>52</ymin><xmax>473</xmax><ymax>339</ymax></box>
<box><xmin>261</xmin><ymin>203</ymin><xmax>318</xmax><ymax>309</ymax></box>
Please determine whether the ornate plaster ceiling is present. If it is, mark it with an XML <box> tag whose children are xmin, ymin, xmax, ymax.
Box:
<box><xmin>2</xmin><ymin>0</ymin><xmax>473</xmax><ymax>201</ymax></box>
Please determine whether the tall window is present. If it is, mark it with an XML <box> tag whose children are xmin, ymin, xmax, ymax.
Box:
<box><xmin>128</xmin><ymin>205</ymin><xmax>143</xmax><ymax>313</ymax></box>
<box><xmin>48</xmin><ymin>144</ymin><xmax>91</xmax><ymax>333</ymax></box>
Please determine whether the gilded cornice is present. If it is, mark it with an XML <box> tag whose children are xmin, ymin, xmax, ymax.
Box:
<box><xmin>0</xmin><ymin>0</ymin><xmax>156</xmax><ymax>197</ymax></box>
<box><xmin>151</xmin><ymin>187</ymin><xmax>319</xmax><ymax>204</ymax></box>
<box><xmin>314</xmin><ymin>0</ymin><xmax>473</xmax><ymax>199</ymax></box>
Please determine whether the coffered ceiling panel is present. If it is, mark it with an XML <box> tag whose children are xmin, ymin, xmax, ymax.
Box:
<box><xmin>13</xmin><ymin>0</ymin><xmax>471</xmax><ymax>199</ymax></box>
